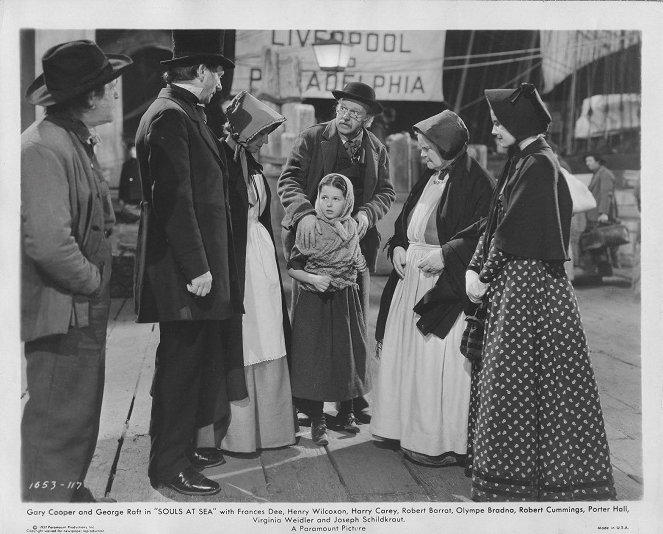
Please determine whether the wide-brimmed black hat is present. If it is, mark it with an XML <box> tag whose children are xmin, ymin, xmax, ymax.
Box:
<box><xmin>160</xmin><ymin>30</ymin><xmax>235</xmax><ymax>69</ymax></box>
<box><xmin>331</xmin><ymin>82</ymin><xmax>382</xmax><ymax>115</ymax></box>
<box><xmin>26</xmin><ymin>40</ymin><xmax>132</xmax><ymax>107</ymax></box>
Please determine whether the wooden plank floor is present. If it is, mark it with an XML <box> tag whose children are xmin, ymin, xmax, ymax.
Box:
<box><xmin>20</xmin><ymin>271</ymin><xmax>642</xmax><ymax>503</ymax></box>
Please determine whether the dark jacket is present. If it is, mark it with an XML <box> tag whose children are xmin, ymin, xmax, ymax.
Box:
<box><xmin>375</xmin><ymin>152</ymin><xmax>494</xmax><ymax>341</ymax></box>
<box><xmin>489</xmin><ymin>139</ymin><xmax>572</xmax><ymax>260</ymax></box>
<box><xmin>134</xmin><ymin>85</ymin><xmax>241</xmax><ymax>322</ymax></box>
<box><xmin>277</xmin><ymin>120</ymin><xmax>395</xmax><ymax>270</ymax></box>
<box><xmin>223</xmin><ymin>141</ymin><xmax>292</xmax><ymax>358</ymax></box>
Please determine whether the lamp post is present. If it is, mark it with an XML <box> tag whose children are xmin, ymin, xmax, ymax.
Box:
<box><xmin>312</xmin><ymin>37</ymin><xmax>352</xmax><ymax>72</ymax></box>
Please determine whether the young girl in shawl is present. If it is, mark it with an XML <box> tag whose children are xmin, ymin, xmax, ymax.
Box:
<box><xmin>288</xmin><ymin>173</ymin><xmax>368</xmax><ymax>446</ymax></box>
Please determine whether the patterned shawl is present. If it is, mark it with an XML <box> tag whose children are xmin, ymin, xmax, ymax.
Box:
<box><xmin>296</xmin><ymin>174</ymin><xmax>366</xmax><ymax>290</ymax></box>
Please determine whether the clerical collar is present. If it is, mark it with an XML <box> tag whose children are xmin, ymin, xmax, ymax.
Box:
<box><xmin>172</xmin><ymin>82</ymin><xmax>204</xmax><ymax>102</ymax></box>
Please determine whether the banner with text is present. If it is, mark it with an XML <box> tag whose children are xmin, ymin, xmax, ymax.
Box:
<box><xmin>234</xmin><ymin>30</ymin><xmax>445</xmax><ymax>102</ymax></box>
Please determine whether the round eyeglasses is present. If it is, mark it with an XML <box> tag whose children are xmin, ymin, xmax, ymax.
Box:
<box><xmin>336</xmin><ymin>104</ymin><xmax>365</xmax><ymax>121</ymax></box>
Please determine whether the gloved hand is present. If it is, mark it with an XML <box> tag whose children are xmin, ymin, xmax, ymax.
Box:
<box><xmin>466</xmin><ymin>270</ymin><xmax>488</xmax><ymax>304</ymax></box>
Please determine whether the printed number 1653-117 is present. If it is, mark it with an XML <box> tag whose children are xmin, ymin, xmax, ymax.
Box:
<box><xmin>28</xmin><ymin>481</ymin><xmax>82</xmax><ymax>490</ymax></box>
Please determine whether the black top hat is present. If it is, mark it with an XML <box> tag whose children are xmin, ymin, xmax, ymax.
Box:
<box><xmin>25</xmin><ymin>40</ymin><xmax>132</xmax><ymax>107</ymax></box>
<box><xmin>160</xmin><ymin>30</ymin><xmax>235</xmax><ymax>69</ymax></box>
<box><xmin>331</xmin><ymin>82</ymin><xmax>382</xmax><ymax>115</ymax></box>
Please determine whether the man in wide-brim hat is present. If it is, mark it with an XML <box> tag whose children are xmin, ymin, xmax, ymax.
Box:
<box><xmin>134</xmin><ymin>29</ymin><xmax>248</xmax><ymax>497</ymax></box>
<box><xmin>277</xmin><ymin>81</ymin><xmax>395</xmax><ymax>433</ymax></box>
<box><xmin>21</xmin><ymin>39</ymin><xmax>132</xmax><ymax>502</ymax></box>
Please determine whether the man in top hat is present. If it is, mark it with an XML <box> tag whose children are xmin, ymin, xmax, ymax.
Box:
<box><xmin>278</xmin><ymin>82</ymin><xmax>395</xmax><ymax>425</ymax></box>
<box><xmin>134</xmin><ymin>29</ymin><xmax>247</xmax><ymax>496</ymax></box>
<box><xmin>21</xmin><ymin>40</ymin><xmax>132</xmax><ymax>502</ymax></box>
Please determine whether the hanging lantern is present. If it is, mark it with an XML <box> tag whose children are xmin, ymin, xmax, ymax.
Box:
<box><xmin>312</xmin><ymin>37</ymin><xmax>352</xmax><ymax>72</ymax></box>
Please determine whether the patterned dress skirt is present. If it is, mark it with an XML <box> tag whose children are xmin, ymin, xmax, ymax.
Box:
<box><xmin>468</xmin><ymin>258</ymin><xmax>616</xmax><ymax>501</ymax></box>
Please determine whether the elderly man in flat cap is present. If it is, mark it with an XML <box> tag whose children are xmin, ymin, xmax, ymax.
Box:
<box><xmin>21</xmin><ymin>40</ymin><xmax>132</xmax><ymax>502</ymax></box>
<box><xmin>278</xmin><ymin>81</ymin><xmax>395</xmax><ymax>429</ymax></box>
<box><xmin>134</xmin><ymin>30</ymin><xmax>247</xmax><ymax>496</ymax></box>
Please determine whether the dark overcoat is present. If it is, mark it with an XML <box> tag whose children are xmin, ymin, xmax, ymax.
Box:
<box><xmin>277</xmin><ymin>120</ymin><xmax>395</xmax><ymax>270</ymax></box>
<box><xmin>134</xmin><ymin>85</ymin><xmax>242</xmax><ymax>322</ymax></box>
<box><xmin>375</xmin><ymin>152</ymin><xmax>494</xmax><ymax>341</ymax></box>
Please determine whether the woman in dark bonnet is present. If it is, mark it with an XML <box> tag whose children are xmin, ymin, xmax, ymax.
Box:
<box><xmin>465</xmin><ymin>83</ymin><xmax>616</xmax><ymax>501</ymax></box>
<box><xmin>371</xmin><ymin>110</ymin><xmax>493</xmax><ymax>467</ymax></box>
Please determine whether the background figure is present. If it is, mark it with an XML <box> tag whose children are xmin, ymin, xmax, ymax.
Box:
<box><xmin>287</xmin><ymin>174</ymin><xmax>369</xmax><ymax>445</ymax></box>
<box><xmin>214</xmin><ymin>91</ymin><xmax>296</xmax><ymax>453</ymax></box>
<box><xmin>549</xmin><ymin>141</ymin><xmax>596</xmax><ymax>280</ymax></box>
<box><xmin>21</xmin><ymin>40</ymin><xmax>132</xmax><ymax>502</ymax></box>
<box><xmin>278</xmin><ymin>81</ymin><xmax>395</xmax><ymax>422</ymax></box>
<box><xmin>369</xmin><ymin>106</ymin><xmax>396</xmax><ymax>145</ymax></box>
<box><xmin>465</xmin><ymin>83</ymin><xmax>615</xmax><ymax>501</ymax></box>
<box><xmin>134</xmin><ymin>30</ymin><xmax>246</xmax><ymax>497</ymax></box>
<box><xmin>584</xmin><ymin>153</ymin><xmax>620</xmax><ymax>272</ymax></box>
<box><xmin>371</xmin><ymin>110</ymin><xmax>494</xmax><ymax>467</ymax></box>
<box><xmin>117</xmin><ymin>139</ymin><xmax>141</xmax><ymax>222</ymax></box>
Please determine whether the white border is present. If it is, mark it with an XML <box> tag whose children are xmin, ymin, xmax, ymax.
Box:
<box><xmin>2</xmin><ymin>1</ymin><xmax>662</xmax><ymax>533</ymax></box>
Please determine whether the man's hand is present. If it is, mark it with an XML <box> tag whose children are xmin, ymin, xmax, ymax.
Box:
<box><xmin>598</xmin><ymin>213</ymin><xmax>609</xmax><ymax>224</ymax></box>
<box><xmin>417</xmin><ymin>249</ymin><xmax>445</xmax><ymax>275</ymax></box>
<box><xmin>296</xmin><ymin>214</ymin><xmax>322</xmax><ymax>249</ymax></box>
<box><xmin>392</xmin><ymin>246</ymin><xmax>407</xmax><ymax>279</ymax></box>
<box><xmin>354</xmin><ymin>211</ymin><xmax>369</xmax><ymax>239</ymax></box>
<box><xmin>187</xmin><ymin>271</ymin><xmax>213</xmax><ymax>297</ymax></box>
<box><xmin>466</xmin><ymin>270</ymin><xmax>487</xmax><ymax>304</ymax></box>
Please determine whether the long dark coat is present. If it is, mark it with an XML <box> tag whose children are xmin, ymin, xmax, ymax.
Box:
<box><xmin>134</xmin><ymin>85</ymin><xmax>242</xmax><ymax>323</ymax></box>
<box><xmin>222</xmin><ymin>141</ymin><xmax>292</xmax><ymax>358</ymax></box>
<box><xmin>375</xmin><ymin>152</ymin><xmax>494</xmax><ymax>341</ymax></box>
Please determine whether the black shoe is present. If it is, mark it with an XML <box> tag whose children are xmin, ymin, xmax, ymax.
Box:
<box><xmin>311</xmin><ymin>415</ymin><xmax>329</xmax><ymax>446</ymax></box>
<box><xmin>402</xmin><ymin>448</ymin><xmax>460</xmax><ymax>467</ymax></box>
<box><xmin>354</xmin><ymin>410</ymin><xmax>371</xmax><ymax>424</ymax></box>
<box><xmin>336</xmin><ymin>412</ymin><xmax>360</xmax><ymax>433</ymax></box>
<box><xmin>160</xmin><ymin>466</ymin><xmax>221</xmax><ymax>496</ymax></box>
<box><xmin>187</xmin><ymin>447</ymin><xmax>226</xmax><ymax>469</ymax></box>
